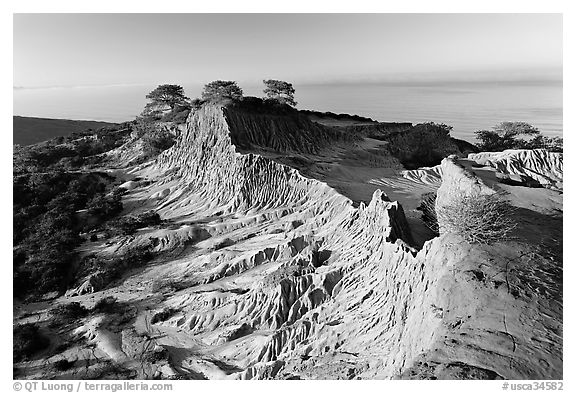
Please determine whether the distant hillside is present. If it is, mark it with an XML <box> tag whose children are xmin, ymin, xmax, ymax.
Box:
<box><xmin>13</xmin><ymin>116</ymin><xmax>118</xmax><ymax>145</ymax></box>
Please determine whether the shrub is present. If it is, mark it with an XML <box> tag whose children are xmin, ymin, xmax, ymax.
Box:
<box><xmin>161</xmin><ymin>108</ymin><xmax>190</xmax><ymax>124</ymax></box>
<box><xmin>523</xmin><ymin>135</ymin><xmax>563</xmax><ymax>152</ymax></box>
<box><xmin>50</xmin><ymin>302</ymin><xmax>89</xmax><ymax>320</ymax></box>
<box><xmin>150</xmin><ymin>308</ymin><xmax>178</xmax><ymax>324</ymax></box>
<box><xmin>53</xmin><ymin>358</ymin><xmax>75</xmax><ymax>371</ymax></box>
<box><xmin>136</xmin><ymin>211</ymin><xmax>161</xmax><ymax>226</ymax></box>
<box><xmin>99</xmin><ymin>244</ymin><xmax>155</xmax><ymax>281</ymax></box>
<box><xmin>383</xmin><ymin>122</ymin><xmax>457</xmax><ymax>169</ymax></box>
<box><xmin>106</xmin><ymin>211</ymin><xmax>161</xmax><ymax>236</ymax></box>
<box><xmin>299</xmin><ymin>109</ymin><xmax>376</xmax><ymax>123</ymax></box>
<box><xmin>190</xmin><ymin>98</ymin><xmax>205</xmax><ymax>108</ymax></box>
<box><xmin>140</xmin><ymin>127</ymin><xmax>176</xmax><ymax>151</ymax></box>
<box><xmin>142</xmin><ymin>346</ymin><xmax>170</xmax><ymax>363</ymax></box>
<box><xmin>417</xmin><ymin>192</ymin><xmax>439</xmax><ymax>234</ymax></box>
<box><xmin>475</xmin><ymin>122</ymin><xmax>563</xmax><ymax>152</ymax></box>
<box><xmin>436</xmin><ymin>191</ymin><xmax>517</xmax><ymax>245</ymax></box>
<box><xmin>13</xmin><ymin>324</ymin><xmax>50</xmax><ymax>362</ymax></box>
<box><xmin>86</xmin><ymin>193</ymin><xmax>123</xmax><ymax>219</ymax></box>
<box><xmin>92</xmin><ymin>296</ymin><xmax>118</xmax><ymax>313</ymax></box>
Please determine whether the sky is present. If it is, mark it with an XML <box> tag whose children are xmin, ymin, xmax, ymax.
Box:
<box><xmin>13</xmin><ymin>13</ymin><xmax>562</xmax><ymax>89</ymax></box>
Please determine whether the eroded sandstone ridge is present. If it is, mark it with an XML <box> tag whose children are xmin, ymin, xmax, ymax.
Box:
<box><xmin>14</xmin><ymin>104</ymin><xmax>562</xmax><ymax>380</ymax></box>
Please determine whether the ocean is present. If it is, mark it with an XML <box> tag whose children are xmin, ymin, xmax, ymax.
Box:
<box><xmin>13</xmin><ymin>81</ymin><xmax>562</xmax><ymax>142</ymax></box>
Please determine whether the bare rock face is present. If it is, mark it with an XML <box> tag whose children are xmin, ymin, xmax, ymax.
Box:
<box><xmin>15</xmin><ymin>104</ymin><xmax>562</xmax><ymax>380</ymax></box>
<box><xmin>224</xmin><ymin>105</ymin><xmax>352</xmax><ymax>153</ymax></box>
<box><xmin>401</xmin><ymin>165</ymin><xmax>443</xmax><ymax>187</ymax></box>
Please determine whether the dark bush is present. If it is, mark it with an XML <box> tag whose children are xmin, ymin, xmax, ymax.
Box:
<box><xmin>16</xmin><ymin>250</ymin><xmax>77</xmax><ymax>296</ymax></box>
<box><xmin>141</xmin><ymin>129</ymin><xmax>176</xmax><ymax>151</ymax></box>
<box><xmin>417</xmin><ymin>192</ymin><xmax>439</xmax><ymax>234</ymax></box>
<box><xmin>161</xmin><ymin>107</ymin><xmax>190</xmax><ymax>124</ymax></box>
<box><xmin>475</xmin><ymin>122</ymin><xmax>563</xmax><ymax>152</ymax></box>
<box><xmin>14</xmin><ymin>324</ymin><xmax>50</xmax><ymax>362</ymax></box>
<box><xmin>50</xmin><ymin>302</ymin><xmax>89</xmax><ymax>320</ymax></box>
<box><xmin>383</xmin><ymin>122</ymin><xmax>457</xmax><ymax>169</ymax></box>
<box><xmin>299</xmin><ymin>109</ymin><xmax>376</xmax><ymax>123</ymax></box>
<box><xmin>142</xmin><ymin>347</ymin><xmax>170</xmax><ymax>363</ymax></box>
<box><xmin>53</xmin><ymin>359</ymin><xmax>75</xmax><ymax>371</ymax></box>
<box><xmin>190</xmin><ymin>98</ymin><xmax>205</xmax><ymax>108</ymax></box>
<box><xmin>92</xmin><ymin>296</ymin><xmax>119</xmax><ymax>313</ymax></box>
<box><xmin>523</xmin><ymin>135</ymin><xmax>563</xmax><ymax>152</ymax></box>
<box><xmin>86</xmin><ymin>193</ymin><xmax>123</xmax><ymax>219</ymax></box>
<box><xmin>231</xmin><ymin>96</ymin><xmax>297</xmax><ymax>115</ymax></box>
<box><xmin>102</xmin><ymin>245</ymin><xmax>154</xmax><ymax>281</ymax></box>
<box><xmin>151</xmin><ymin>308</ymin><xmax>178</xmax><ymax>324</ymax></box>
<box><xmin>13</xmin><ymin>171</ymin><xmax>124</xmax><ymax>299</ymax></box>
<box><xmin>13</xmin><ymin>130</ymin><xmax>137</xmax><ymax>299</ymax></box>
<box><xmin>106</xmin><ymin>211</ymin><xmax>161</xmax><ymax>236</ymax></box>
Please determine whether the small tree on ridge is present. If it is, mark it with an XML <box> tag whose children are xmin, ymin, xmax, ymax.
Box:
<box><xmin>474</xmin><ymin>121</ymin><xmax>562</xmax><ymax>152</ymax></box>
<box><xmin>144</xmin><ymin>84</ymin><xmax>189</xmax><ymax>111</ymax></box>
<box><xmin>202</xmin><ymin>80</ymin><xmax>243</xmax><ymax>103</ymax></box>
<box><xmin>263</xmin><ymin>79</ymin><xmax>297</xmax><ymax>107</ymax></box>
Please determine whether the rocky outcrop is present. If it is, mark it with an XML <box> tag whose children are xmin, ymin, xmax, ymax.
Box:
<box><xmin>469</xmin><ymin>149</ymin><xmax>563</xmax><ymax>190</ymax></box>
<box><xmin>402</xmin><ymin>165</ymin><xmax>443</xmax><ymax>186</ymax></box>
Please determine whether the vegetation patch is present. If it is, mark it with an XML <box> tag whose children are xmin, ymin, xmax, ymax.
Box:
<box><xmin>73</xmin><ymin>242</ymin><xmax>157</xmax><ymax>293</ymax></box>
<box><xmin>382</xmin><ymin>122</ymin><xmax>463</xmax><ymax>169</ymax></box>
<box><xmin>13</xmin><ymin>170</ymin><xmax>123</xmax><ymax>299</ymax></box>
<box><xmin>53</xmin><ymin>358</ymin><xmax>75</xmax><ymax>371</ymax></box>
<box><xmin>299</xmin><ymin>109</ymin><xmax>376</xmax><ymax>123</ymax></box>
<box><xmin>151</xmin><ymin>308</ymin><xmax>179</xmax><ymax>324</ymax></box>
<box><xmin>436</xmin><ymin>192</ymin><xmax>517</xmax><ymax>245</ymax></box>
<box><xmin>13</xmin><ymin>323</ymin><xmax>50</xmax><ymax>362</ymax></box>
<box><xmin>105</xmin><ymin>210</ymin><xmax>162</xmax><ymax>236</ymax></box>
<box><xmin>417</xmin><ymin>192</ymin><xmax>439</xmax><ymax>235</ymax></box>
<box><xmin>49</xmin><ymin>302</ymin><xmax>90</xmax><ymax>328</ymax></box>
<box><xmin>475</xmin><ymin>122</ymin><xmax>562</xmax><ymax>152</ymax></box>
<box><xmin>91</xmin><ymin>296</ymin><xmax>120</xmax><ymax>314</ymax></box>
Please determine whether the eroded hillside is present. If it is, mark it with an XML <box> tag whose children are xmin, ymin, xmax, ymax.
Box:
<box><xmin>13</xmin><ymin>103</ymin><xmax>562</xmax><ymax>380</ymax></box>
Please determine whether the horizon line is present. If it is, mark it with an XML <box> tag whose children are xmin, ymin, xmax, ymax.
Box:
<box><xmin>14</xmin><ymin>77</ymin><xmax>563</xmax><ymax>91</ymax></box>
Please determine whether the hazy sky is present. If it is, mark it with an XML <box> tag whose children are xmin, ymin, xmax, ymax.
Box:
<box><xmin>14</xmin><ymin>13</ymin><xmax>562</xmax><ymax>88</ymax></box>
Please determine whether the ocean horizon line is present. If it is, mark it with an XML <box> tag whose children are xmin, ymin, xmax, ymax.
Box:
<box><xmin>14</xmin><ymin>76</ymin><xmax>563</xmax><ymax>92</ymax></box>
